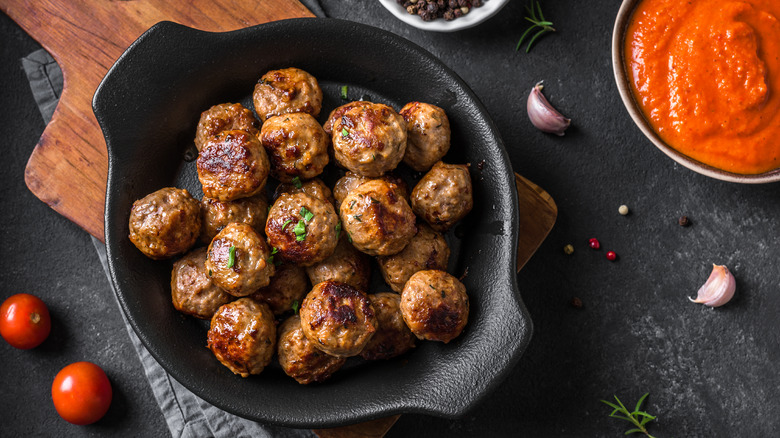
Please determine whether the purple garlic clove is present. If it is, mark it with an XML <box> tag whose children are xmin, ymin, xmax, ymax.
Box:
<box><xmin>527</xmin><ymin>82</ymin><xmax>571</xmax><ymax>136</ymax></box>
<box><xmin>689</xmin><ymin>264</ymin><xmax>736</xmax><ymax>307</ymax></box>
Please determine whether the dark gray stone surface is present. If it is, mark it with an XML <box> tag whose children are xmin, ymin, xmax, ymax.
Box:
<box><xmin>2</xmin><ymin>1</ymin><xmax>779</xmax><ymax>436</ymax></box>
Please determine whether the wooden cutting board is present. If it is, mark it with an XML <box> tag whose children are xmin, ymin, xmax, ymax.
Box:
<box><xmin>1</xmin><ymin>0</ymin><xmax>557</xmax><ymax>436</ymax></box>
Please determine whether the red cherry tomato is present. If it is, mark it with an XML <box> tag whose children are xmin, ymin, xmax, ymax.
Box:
<box><xmin>0</xmin><ymin>293</ymin><xmax>51</xmax><ymax>349</ymax></box>
<box><xmin>52</xmin><ymin>361</ymin><xmax>113</xmax><ymax>425</ymax></box>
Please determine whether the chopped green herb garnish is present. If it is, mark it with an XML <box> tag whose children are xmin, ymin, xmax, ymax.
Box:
<box><xmin>282</xmin><ymin>219</ymin><xmax>293</xmax><ymax>231</ymax></box>
<box><xmin>341</xmin><ymin>128</ymin><xmax>349</xmax><ymax>138</ymax></box>
<box><xmin>208</xmin><ymin>269</ymin><xmax>212</xmax><ymax>277</ymax></box>
<box><xmin>271</xmin><ymin>247</ymin><xmax>279</xmax><ymax>255</ymax></box>
<box><xmin>347</xmin><ymin>232</ymin><xmax>353</xmax><ymax>243</ymax></box>
<box><xmin>293</xmin><ymin>219</ymin><xmax>307</xmax><ymax>241</ymax></box>
<box><xmin>370</xmin><ymin>197</ymin><xmax>380</xmax><ymax>204</ymax></box>
<box><xmin>353</xmin><ymin>214</ymin><xmax>362</xmax><ymax>222</ymax></box>
<box><xmin>292</xmin><ymin>176</ymin><xmax>302</xmax><ymax>189</ymax></box>
<box><xmin>335</xmin><ymin>222</ymin><xmax>342</xmax><ymax>240</ymax></box>
<box><xmin>291</xmin><ymin>300</ymin><xmax>300</xmax><ymax>314</ymax></box>
<box><xmin>349</xmin><ymin>200</ymin><xmax>357</xmax><ymax>209</ymax></box>
<box><xmin>300</xmin><ymin>206</ymin><xmax>314</xmax><ymax>222</ymax></box>
<box><xmin>227</xmin><ymin>245</ymin><xmax>236</xmax><ymax>268</ymax></box>
<box><xmin>340</xmin><ymin>85</ymin><xmax>348</xmax><ymax>100</ymax></box>
<box><xmin>267</xmin><ymin>255</ymin><xmax>274</xmax><ymax>265</ymax></box>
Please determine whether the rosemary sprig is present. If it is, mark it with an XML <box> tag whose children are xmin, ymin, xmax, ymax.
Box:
<box><xmin>600</xmin><ymin>393</ymin><xmax>657</xmax><ymax>438</ymax></box>
<box><xmin>516</xmin><ymin>1</ymin><xmax>555</xmax><ymax>53</ymax></box>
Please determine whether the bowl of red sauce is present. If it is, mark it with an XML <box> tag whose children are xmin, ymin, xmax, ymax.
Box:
<box><xmin>613</xmin><ymin>0</ymin><xmax>780</xmax><ymax>183</ymax></box>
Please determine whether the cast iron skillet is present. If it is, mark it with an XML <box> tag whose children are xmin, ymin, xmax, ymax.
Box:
<box><xmin>95</xmin><ymin>18</ymin><xmax>531</xmax><ymax>428</ymax></box>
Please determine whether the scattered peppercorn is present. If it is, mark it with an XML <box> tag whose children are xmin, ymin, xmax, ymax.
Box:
<box><xmin>618</xmin><ymin>204</ymin><xmax>629</xmax><ymax>216</ymax></box>
<box><xmin>571</xmin><ymin>297</ymin><xmax>583</xmax><ymax>308</ymax></box>
<box><xmin>606</xmin><ymin>251</ymin><xmax>617</xmax><ymax>261</ymax></box>
<box><xmin>678</xmin><ymin>215</ymin><xmax>691</xmax><ymax>227</ymax></box>
<box><xmin>563</xmin><ymin>244</ymin><xmax>574</xmax><ymax>255</ymax></box>
<box><xmin>396</xmin><ymin>0</ymin><xmax>484</xmax><ymax>22</ymax></box>
<box><xmin>589</xmin><ymin>238</ymin><xmax>600</xmax><ymax>250</ymax></box>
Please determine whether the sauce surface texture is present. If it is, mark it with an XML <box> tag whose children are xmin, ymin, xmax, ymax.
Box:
<box><xmin>625</xmin><ymin>0</ymin><xmax>780</xmax><ymax>174</ymax></box>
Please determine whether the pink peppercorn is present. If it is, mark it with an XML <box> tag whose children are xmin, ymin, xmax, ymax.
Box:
<box><xmin>606</xmin><ymin>251</ymin><xmax>617</xmax><ymax>261</ymax></box>
<box><xmin>589</xmin><ymin>238</ymin><xmax>600</xmax><ymax>250</ymax></box>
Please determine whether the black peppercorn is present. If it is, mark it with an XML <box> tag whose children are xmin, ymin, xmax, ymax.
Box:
<box><xmin>678</xmin><ymin>216</ymin><xmax>691</xmax><ymax>227</ymax></box>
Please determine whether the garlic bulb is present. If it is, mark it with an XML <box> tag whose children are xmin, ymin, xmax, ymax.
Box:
<box><xmin>689</xmin><ymin>264</ymin><xmax>736</xmax><ymax>307</ymax></box>
<box><xmin>527</xmin><ymin>82</ymin><xmax>571</xmax><ymax>136</ymax></box>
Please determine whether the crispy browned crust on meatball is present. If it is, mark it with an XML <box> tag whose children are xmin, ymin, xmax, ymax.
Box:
<box><xmin>197</xmin><ymin>130</ymin><xmax>270</xmax><ymax>202</ymax></box>
<box><xmin>322</xmin><ymin>101</ymin><xmax>372</xmax><ymax>136</ymax></box>
<box><xmin>274</xmin><ymin>178</ymin><xmax>336</xmax><ymax>208</ymax></box>
<box><xmin>332</xmin><ymin>102</ymin><xmax>407</xmax><ymax>177</ymax></box>
<box><xmin>250</xmin><ymin>263</ymin><xmax>309</xmax><ymax>315</ymax></box>
<box><xmin>399</xmin><ymin>102</ymin><xmax>451</xmax><ymax>172</ymax></box>
<box><xmin>128</xmin><ymin>187</ymin><xmax>201</xmax><ymax>260</ymax></box>
<box><xmin>339</xmin><ymin>179</ymin><xmax>416</xmax><ymax>256</ymax></box>
<box><xmin>332</xmin><ymin>171</ymin><xmax>409</xmax><ymax>209</ymax></box>
<box><xmin>200</xmin><ymin>193</ymin><xmax>269</xmax><ymax>244</ymax></box>
<box><xmin>194</xmin><ymin>103</ymin><xmax>260</xmax><ymax>152</ymax></box>
<box><xmin>299</xmin><ymin>281</ymin><xmax>378</xmax><ymax>357</ymax></box>
<box><xmin>207</xmin><ymin>298</ymin><xmax>276</xmax><ymax>377</ymax></box>
<box><xmin>277</xmin><ymin>315</ymin><xmax>346</xmax><ymax>384</ymax></box>
<box><xmin>253</xmin><ymin>67</ymin><xmax>323</xmax><ymax>122</ymax></box>
<box><xmin>260</xmin><ymin>113</ymin><xmax>330</xmax><ymax>182</ymax></box>
<box><xmin>400</xmin><ymin>270</ymin><xmax>469</xmax><ymax>343</ymax></box>
<box><xmin>360</xmin><ymin>292</ymin><xmax>416</xmax><ymax>360</ymax></box>
<box><xmin>265</xmin><ymin>192</ymin><xmax>339</xmax><ymax>266</ymax></box>
<box><xmin>171</xmin><ymin>248</ymin><xmax>234</xmax><ymax>319</ymax></box>
<box><xmin>305</xmin><ymin>236</ymin><xmax>371</xmax><ymax>291</ymax></box>
<box><xmin>205</xmin><ymin>223</ymin><xmax>275</xmax><ymax>297</ymax></box>
<box><xmin>410</xmin><ymin>161</ymin><xmax>473</xmax><ymax>231</ymax></box>
<box><xmin>377</xmin><ymin>223</ymin><xmax>450</xmax><ymax>293</ymax></box>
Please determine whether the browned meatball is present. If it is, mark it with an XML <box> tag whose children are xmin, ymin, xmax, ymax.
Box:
<box><xmin>253</xmin><ymin>67</ymin><xmax>322</xmax><ymax>122</ymax></box>
<box><xmin>171</xmin><ymin>248</ymin><xmax>234</xmax><ymax>319</ymax></box>
<box><xmin>331</xmin><ymin>102</ymin><xmax>407</xmax><ymax>177</ymax></box>
<box><xmin>128</xmin><ymin>187</ymin><xmax>201</xmax><ymax>260</ymax></box>
<box><xmin>332</xmin><ymin>171</ymin><xmax>409</xmax><ymax>209</ymax></box>
<box><xmin>340</xmin><ymin>179</ymin><xmax>416</xmax><ymax>256</ymax></box>
<box><xmin>277</xmin><ymin>315</ymin><xmax>346</xmax><ymax>384</ymax></box>
<box><xmin>200</xmin><ymin>193</ymin><xmax>269</xmax><ymax>243</ymax></box>
<box><xmin>197</xmin><ymin>130</ymin><xmax>270</xmax><ymax>202</ymax></box>
<box><xmin>260</xmin><ymin>113</ymin><xmax>329</xmax><ymax>183</ymax></box>
<box><xmin>360</xmin><ymin>292</ymin><xmax>416</xmax><ymax>360</ymax></box>
<box><xmin>322</xmin><ymin>101</ymin><xmax>372</xmax><ymax>136</ymax></box>
<box><xmin>207</xmin><ymin>298</ymin><xmax>276</xmax><ymax>377</ymax></box>
<box><xmin>400</xmin><ymin>270</ymin><xmax>469</xmax><ymax>343</ymax></box>
<box><xmin>399</xmin><ymin>102</ymin><xmax>451</xmax><ymax>172</ymax></box>
<box><xmin>249</xmin><ymin>263</ymin><xmax>309</xmax><ymax>315</ymax></box>
<box><xmin>377</xmin><ymin>223</ymin><xmax>450</xmax><ymax>293</ymax></box>
<box><xmin>299</xmin><ymin>281</ymin><xmax>377</xmax><ymax>357</ymax></box>
<box><xmin>305</xmin><ymin>236</ymin><xmax>371</xmax><ymax>291</ymax></box>
<box><xmin>274</xmin><ymin>177</ymin><xmax>335</xmax><ymax>207</ymax></box>
<box><xmin>205</xmin><ymin>223</ymin><xmax>275</xmax><ymax>297</ymax></box>
<box><xmin>410</xmin><ymin>161</ymin><xmax>473</xmax><ymax>231</ymax></box>
<box><xmin>265</xmin><ymin>192</ymin><xmax>339</xmax><ymax>266</ymax></box>
<box><xmin>194</xmin><ymin>103</ymin><xmax>260</xmax><ymax>152</ymax></box>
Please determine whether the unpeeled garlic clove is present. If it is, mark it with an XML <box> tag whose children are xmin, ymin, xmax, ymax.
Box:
<box><xmin>689</xmin><ymin>264</ymin><xmax>736</xmax><ymax>307</ymax></box>
<box><xmin>527</xmin><ymin>82</ymin><xmax>571</xmax><ymax>136</ymax></box>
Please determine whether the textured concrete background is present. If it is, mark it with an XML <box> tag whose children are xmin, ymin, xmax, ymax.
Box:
<box><xmin>2</xmin><ymin>1</ymin><xmax>780</xmax><ymax>436</ymax></box>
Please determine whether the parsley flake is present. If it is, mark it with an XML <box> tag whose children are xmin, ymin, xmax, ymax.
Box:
<box><xmin>227</xmin><ymin>246</ymin><xmax>236</xmax><ymax>268</ymax></box>
<box><xmin>335</xmin><ymin>222</ymin><xmax>342</xmax><ymax>240</ymax></box>
<box><xmin>292</xmin><ymin>176</ymin><xmax>302</xmax><ymax>189</ymax></box>
<box><xmin>282</xmin><ymin>219</ymin><xmax>293</xmax><ymax>231</ymax></box>
<box><xmin>300</xmin><ymin>206</ymin><xmax>314</xmax><ymax>222</ymax></box>
<box><xmin>340</xmin><ymin>85</ymin><xmax>348</xmax><ymax>100</ymax></box>
<box><xmin>341</xmin><ymin>128</ymin><xmax>349</xmax><ymax>138</ymax></box>
<box><xmin>293</xmin><ymin>219</ymin><xmax>307</xmax><ymax>241</ymax></box>
<box><xmin>347</xmin><ymin>232</ymin><xmax>353</xmax><ymax>243</ymax></box>
<box><xmin>291</xmin><ymin>300</ymin><xmax>300</xmax><ymax>314</ymax></box>
<box><xmin>353</xmin><ymin>214</ymin><xmax>362</xmax><ymax>222</ymax></box>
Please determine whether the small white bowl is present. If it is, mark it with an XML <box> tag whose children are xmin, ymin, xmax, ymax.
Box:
<box><xmin>378</xmin><ymin>0</ymin><xmax>510</xmax><ymax>32</ymax></box>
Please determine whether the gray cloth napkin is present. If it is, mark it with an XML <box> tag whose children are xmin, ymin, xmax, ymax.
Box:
<box><xmin>21</xmin><ymin>4</ymin><xmax>327</xmax><ymax>436</ymax></box>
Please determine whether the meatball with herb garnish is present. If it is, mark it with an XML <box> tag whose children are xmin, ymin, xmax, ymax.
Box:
<box><xmin>332</xmin><ymin>171</ymin><xmax>409</xmax><ymax>209</ymax></box>
<box><xmin>253</xmin><ymin>67</ymin><xmax>322</xmax><ymax>122</ymax></box>
<box><xmin>377</xmin><ymin>223</ymin><xmax>450</xmax><ymax>293</ymax></box>
<box><xmin>399</xmin><ymin>101</ymin><xmax>451</xmax><ymax>172</ymax></box>
<box><xmin>410</xmin><ymin>161</ymin><xmax>473</xmax><ymax>231</ymax></box>
<box><xmin>277</xmin><ymin>315</ymin><xmax>346</xmax><ymax>384</ymax></box>
<box><xmin>250</xmin><ymin>262</ymin><xmax>309</xmax><ymax>316</ymax></box>
<box><xmin>200</xmin><ymin>193</ymin><xmax>269</xmax><ymax>243</ymax></box>
<box><xmin>128</xmin><ymin>187</ymin><xmax>201</xmax><ymax>260</ymax></box>
<box><xmin>265</xmin><ymin>192</ymin><xmax>339</xmax><ymax>266</ymax></box>
<box><xmin>194</xmin><ymin>103</ymin><xmax>260</xmax><ymax>152</ymax></box>
<box><xmin>207</xmin><ymin>298</ymin><xmax>276</xmax><ymax>378</ymax></box>
<box><xmin>299</xmin><ymin>280</ymin><xmax>378</xmax><ymax>357</ymax></box>
<box><xmin>340</xmin><ymin>179</ymin><xmax>416</xmax><ymax>256</ymax></box>
<box><xmin>197</xmin><ymin>130</ymin><xmax>270</xmax><ymax>202</ymax></box>
<box><xmin>331</xmin><ymin>102</ymin><xmax>407</xmax><ymax>177</ymax></box>
<box><xmin>361</xmin><ymin>292</ymin><xmax>416</xmax><ymax>361</ymax></box>
<box><xmin>400</xmin><ymin>270</ymin><xmax>469</xmax><ymax>343</ymax></box>
<box><xmin>171</xmin><ymin>248</ymin><xmax>234</xmax><ymax>319</ymax></box>
<box><xmin>205</xmin><ymin>223</ymin><xmax>275</xmax><ymax>297</ymax></box>
<box><xmin>305</xmin><ymin>236</ymin><xmax>371</xmax><ymax>292</ymax></box>
<box><xmin>260</xmin><ymin>113</ymin><xmax>329</xmax><ymax>183</ymax></box>
<box><xmin>322</xmin><ymin>101</ymin><xmax>372</xmax><ymax>136</ymax></box>
<box><xmin>274</xmin><ymin>177</ymin><xmax>336</xmax><ymax>208</ymax></box>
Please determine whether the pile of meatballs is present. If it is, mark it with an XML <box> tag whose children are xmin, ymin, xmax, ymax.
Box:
<box><xmin>127</xmin><ymin>67</ymin><xmax>474</xmax><ymax>384</ymax></box>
